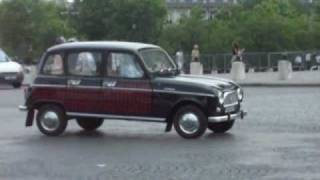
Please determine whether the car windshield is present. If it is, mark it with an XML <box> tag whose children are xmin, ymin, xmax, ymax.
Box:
<box><xmin>0</xmin><ymin>49</ymin><xmax>9</xmax><ymax>63</ymax></box>
<box><xmin>139</xmin><ymin>48</ymin><xmax>176</xmax><ymax>73</ymax></box>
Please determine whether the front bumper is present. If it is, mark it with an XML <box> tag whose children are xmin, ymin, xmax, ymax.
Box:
<box><xmin>208</xmin><ymin>110</ymin><xmax>247</xmax><ymax>123</ymax></box>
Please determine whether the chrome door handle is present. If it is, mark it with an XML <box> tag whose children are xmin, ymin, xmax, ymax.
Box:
<box><xmin>68</xmin><ymin>79</ymin><xmax>81</xmax><ymax>86</ymax></box>
<box><xmin>103</xmin><ymin>80</ymin><xmax>117</xmax><ymax>87</ymax></box>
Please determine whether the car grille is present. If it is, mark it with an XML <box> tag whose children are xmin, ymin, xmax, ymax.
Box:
<box><xmin>224</xmin><ymin>91</ymin><xmax>238</xmax><ymax>106</ymax></box>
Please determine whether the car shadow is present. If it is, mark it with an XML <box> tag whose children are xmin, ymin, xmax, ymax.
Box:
<box><xmin>27</xmin><ymin>130</ymin><xmax>238</xmax><ymax>144</ymax></box>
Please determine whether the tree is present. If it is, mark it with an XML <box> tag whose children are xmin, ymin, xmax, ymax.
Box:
<box><xmin>72</xmin><ymin>0</ymin><xmax>167</xmax><ymax>43</ymax></box>
<box><xmin>159</xmin><ymin>6</ymin><xmax>207</xmax><ymax>54</ymax></box>
<box><xmin>160</xmin><ymin>0</ymin><xmax>320</xmax><ymax>53</ymax></box>
<box><xmin>0</xmin><ymin>0</ymin><xmax>75</xmax><ymax>62</ymax></box>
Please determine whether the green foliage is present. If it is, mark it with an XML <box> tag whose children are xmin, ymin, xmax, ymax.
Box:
<box><xmin>1</xmin><ymin>0</ymin><xmax>320</xmax><ymax>62</ymax></box>
<box><xmin>73</xmin><ymin>0</ymin><xmax>167</xmax><ymax>43</ymax></box>
<box><xmin>160</xmin><ymin>0</ymin><xmax>320</xmax><ymax>54</ymax></box>
<box><xmin>0</xmin><ymin>0</ymin><xmax>76</xmax><ymax>61</ymax></box>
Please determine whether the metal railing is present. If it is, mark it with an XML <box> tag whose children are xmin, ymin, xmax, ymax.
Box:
<box><xmin>173</xmin><ymin>51</ymin><xmax>320</xmax><ymax>74</ymax></box>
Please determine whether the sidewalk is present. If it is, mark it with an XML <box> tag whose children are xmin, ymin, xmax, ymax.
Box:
<box><xmin>210</xmin><ymin>71</ymin><xmax>320</xmax><ymax>87</ymax></box>
<box><xmin>22</xmin><ymin>66</ymin><xmax>320</xmax><ymax>87</ymax></box>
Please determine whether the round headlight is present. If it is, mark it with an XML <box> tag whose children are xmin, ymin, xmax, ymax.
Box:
<box><xmin>237</xmin><ymin>88</ymin><xmax>243</xmax><ymax>101</ymax></box>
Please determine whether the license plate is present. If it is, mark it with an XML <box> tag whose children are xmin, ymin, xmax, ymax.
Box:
<box><xmin>225</xmin><ymin>106</ymin><xmax>236</xmax><ymax>113</ymax></box>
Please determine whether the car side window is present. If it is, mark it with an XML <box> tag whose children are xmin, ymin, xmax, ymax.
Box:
<box><xmin>42</xmin><ymin>53</ymin><xmax>64</xmax><ymax>75</ymax></box>
<box><xmin>106</xmin><ymin>52</ymin><xmax>144</xmax><ymax>79</ymax></box>
<box><xmin>67</xmin><ymin>51</ymin><xmax>102</xmax><ymax>76</ymax></box>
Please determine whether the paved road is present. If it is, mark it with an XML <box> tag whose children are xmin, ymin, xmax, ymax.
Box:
<box><xmin>0</xmin><ymin>86</ymin><xmax>320</xmax><ymax>180</ymax></box>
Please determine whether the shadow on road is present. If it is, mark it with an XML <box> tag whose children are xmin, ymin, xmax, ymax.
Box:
<box><xmin>19</xmin><ymin>130</ymin><xmax>238</xmax><ymax>147</ymax></box>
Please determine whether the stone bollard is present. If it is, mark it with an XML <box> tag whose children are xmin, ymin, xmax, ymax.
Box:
<box><xmin>278</xmin><ymin>60</ymin><xmax>292</xmax><ymax>80</ymax></box>
<box><xmin>231</xmin><ymin>61</ymin><xmax>246</xmax><ymax>81</ymax></box>
<box><xmin>190</xmin><ymin>62</ymin><xmax>203</xmax><ymax>75</ymax></box>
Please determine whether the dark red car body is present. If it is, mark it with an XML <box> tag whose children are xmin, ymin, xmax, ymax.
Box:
<box><xmin>20</xmin><ymin>41</ymin><xmax>246</xmax><ymax>138</ymax></box>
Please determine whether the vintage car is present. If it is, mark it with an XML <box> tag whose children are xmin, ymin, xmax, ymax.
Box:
<box><xmin>19</xmin><ymin>41</ymin><xmax>246</xmax><ymax>139</ymax></box>
<box><xmin>0</xmin><ymin>49</ymin><xmax>24</xmax><ymax>88</ymax></box>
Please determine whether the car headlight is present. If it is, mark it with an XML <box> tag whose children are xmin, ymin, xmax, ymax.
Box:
<box><xmin>237</xmin><ymin>88</ymin><xmax>244</xmax><ymax>101</ymax></box>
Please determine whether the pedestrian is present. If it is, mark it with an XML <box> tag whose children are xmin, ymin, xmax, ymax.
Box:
<box><xmin>231</xmin><ymin>41</ymin><xmax>245</xmax><ymax>62</ymax></box>
<box><xmin>175</xmin><ymin>49</ymin><xmax>184</xmax><ymax>72</ymax></box>
<box><xmin>191</xmin><ymin>44</ymin><xmax>200</xmax><ymax>62</ymax></box>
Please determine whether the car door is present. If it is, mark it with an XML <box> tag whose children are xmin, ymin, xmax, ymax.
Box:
<box><xmin>64</xmin><ymin>50</ymin><xmax>104</xmax><ymax>114</ymax></box>
<box><xmin>33</xmin><ymin>51</ymin><xmax>67</xmax><ymax>104</ymax></box>
<box><xmin>102</xmin><ymin>50</ymin><xmax>153</xmax><ymax>117</ymax></box>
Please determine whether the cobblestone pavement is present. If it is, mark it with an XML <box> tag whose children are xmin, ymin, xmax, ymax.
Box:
<box><xmin>0</xmin><ymin>86</ymin><xmax>320</xmax><ymax>180</ymax></box>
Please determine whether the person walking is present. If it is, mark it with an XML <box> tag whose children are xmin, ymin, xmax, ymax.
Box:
<box><xmin>231</xmin><ymin>42</ymin><xmax>245</xmax><ymax>62</ymax></box>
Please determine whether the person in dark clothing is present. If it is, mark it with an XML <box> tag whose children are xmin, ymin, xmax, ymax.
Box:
<box><xmin>231</xmin><ymin>42</ymin><xmax>245</xmax><ymax>62</ymax></box>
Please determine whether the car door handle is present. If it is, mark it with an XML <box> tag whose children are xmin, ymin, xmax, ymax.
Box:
<box><xmin>103</xmin><ymin>80</ymin><xmax>117</xmax><ymax>88</ymax></box>
<box><xmin>68</xmin><ymin>79</ymin><xmax>81</xmax><ymax>86</ymax></box>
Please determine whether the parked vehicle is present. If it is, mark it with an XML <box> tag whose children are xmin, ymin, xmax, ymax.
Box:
<box><xmin>19</xmin><ymin>41</ymin><xmax>247</xmax><ymax>139</ymax></box>
<box><xmin>0</xmin><ymin>49</ymin><xmax>24</xmax><ymax>88</ymax></box>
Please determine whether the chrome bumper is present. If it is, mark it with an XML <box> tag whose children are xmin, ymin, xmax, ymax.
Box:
<box><xmin>208</xmin><ymin>110</ymin><xmax>247</xmax><ymax>123</ymax></box>
<box><xmin>19</xmin><ymin>105</ymin><xmax>28</xmax><ymax>111</ymax></box>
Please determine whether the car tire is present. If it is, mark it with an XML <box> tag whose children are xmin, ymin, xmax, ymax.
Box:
<box><xmin>76</xmin><ymin>118</ymin><xmax>104</xmax><ymax>131</ymax></box>
<box><xmin>36</xmin><ymin>105</ymin><xmax>67</xmax><ymax>136</ymax></box>
<box><xmin>173</xmin><ymin>105</ymin><xmax>207</xmax><ymax>139</ymax></box>
<box><xmin>208</xmin><ymin>120</ymin><xmax>235</xmax><ymax>133</ymax></box>
<box><xmin>12</xmin><ymin>82</ymin><xmax>22</xmax><ymax>89</ymax></box>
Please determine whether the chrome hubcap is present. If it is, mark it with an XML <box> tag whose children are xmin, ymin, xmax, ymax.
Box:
<box><xmin>40</xmin><ymin>111</ymin><xmax>60</xmax><ymax>131</ymax></box>
<box><xmin>179</xmin><ymin>113</ymin><xmax>200</xmax><ymax>134</ymax></box>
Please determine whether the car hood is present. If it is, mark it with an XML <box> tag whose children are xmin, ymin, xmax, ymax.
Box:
<box><xmin>0</xmin><ymin>61</ymin><xmax>22</xmax><ymax>73</ymax></box>
<box><xmin>154</xmin><ymin>74</ymin><xmax>238</xmax><ymax>95</ymax></box>
<box><xmin>173</xmin><ymin>74</ymin><xmax>238</xmax><ymax>90</ymax></box>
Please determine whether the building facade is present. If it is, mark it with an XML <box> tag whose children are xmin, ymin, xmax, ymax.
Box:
<box><xmin>166</xmin><ymin>0</ymin><xmax>238</xmax><ymax>23</ymax></box>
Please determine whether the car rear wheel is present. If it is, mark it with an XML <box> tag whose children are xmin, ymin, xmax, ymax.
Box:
<box><xmin>173</xmin><ymin>105</ymin><xmax>207</xmax><ymax>139</ymax></box>
<box><xmin>208</xmin><ymin>120</ymin><xmax>235</xmax><ymax>133</ymax></box>
<box><xmin>76</xmin><ymin>118</ymin><xmax>104</xmax><ymax>131</ymax></box>
<box><xmin>36</xmin><ymin>105</ymin><xmax>67</xmax><ymax>136</ymax></box>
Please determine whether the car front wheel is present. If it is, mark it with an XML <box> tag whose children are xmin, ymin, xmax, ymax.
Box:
<box><xmin>76</xmin><ymin>118</ymin><xmax>104</xmax><ymax>131</ymax></box>
<box><xmin>208</xmin><ymin>120</ymin><xmax>235</xmax><ymax>133</ymax></box>
<box><xmin>173</xmin><ymin>105</ymin><xmax>207</xmax><ymax>139</ymax></box>
<box><xmin>36</xmin><ymin>105</ymin><xmax>67</xmax><ymax>136</ymax></box>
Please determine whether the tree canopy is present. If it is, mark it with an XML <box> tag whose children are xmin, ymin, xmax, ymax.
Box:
<box><xmin>71</xmin><ymin>0</ymin><xmax>167</xmax><ymax>42</ymax></box>
<box><xmin>0</xmin><ymin>0</ymin><xmax>320</xmax><ymax>61</ymax></box>
<box><xmin>0</xmin><ymin>0</ymin><xmax>75</xmax><ymax>61</ymax></box>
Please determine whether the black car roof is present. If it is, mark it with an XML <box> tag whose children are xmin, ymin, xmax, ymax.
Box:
<box><xmin>48</xmin><ymin>41</ymin><xmax>160</xmax><ymax>52</ymax></box>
